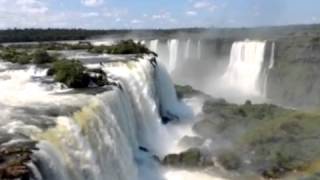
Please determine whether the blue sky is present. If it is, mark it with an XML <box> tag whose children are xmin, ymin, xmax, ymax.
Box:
<box><xmin>0</xmin><ymin>0</ymin><xmax>319</xmax><ymax>29</ymax></box>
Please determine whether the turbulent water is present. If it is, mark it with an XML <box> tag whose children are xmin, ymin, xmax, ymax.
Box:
<box><xmin>0</xmin><ymin>38</ymin><xmax>278</xmax><ymax>180</ymax></box>
<box><xmin>0</xmin><ymin>54</ymin><xmax>203</xmax><ymax>180</ymax></box>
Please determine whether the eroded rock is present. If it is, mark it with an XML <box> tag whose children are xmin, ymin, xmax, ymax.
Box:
<box><xmin>0</xmin><ymin>137</ymin><xmax>38</xmax><ymax>180</ymax></box>
<box><xmin>162</xmin><ymin>148</ymin><xmax>214</xmax><ymax>168</ymax></box>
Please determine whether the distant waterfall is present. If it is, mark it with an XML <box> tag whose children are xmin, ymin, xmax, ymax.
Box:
<box><xmin>263</xmin><ymin>42</ymin><xmax>276</xmax><ymax>97</ymax></box>
<box><xmin>222</xmin><ymin>41</ymin><xmax>267</xmax><ymax>96</ymax></box>
<box><xmin>197</xmin><ymin>40</ymin><xmax>202</xmax><ymax>60</ymax></box>
<box><xmin>150</xmin><ymin>40</ymin><xmax>159</xmax><ymax>52</ymax></box>
<box><xmin>168</xmin><ymin>39</ymin><xmax>179</xmax><ymax>73</ymax></box>
<box><xmin>184</xmin><ymin>39</ymin><xmax>191</xmax><ymax>60</ymax></box>
<box><xmin>269</xmin><ymin>42</ymin><xmax>275</xmax><ymax>69</ymax></box>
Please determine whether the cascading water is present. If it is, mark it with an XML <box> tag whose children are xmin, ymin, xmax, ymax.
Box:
<box><xmin>168</xmin><ymin>39</ymin><xmax>179</xmax><ymax>73</ymax></box>
<box><xmin>221</xmin><ymin>40</ymin><xmax>267</xmax><ymax>97</ymax></box>
<box><xmin>150</xmin><ymin>40</ymin><xmax>159</xmax><ymax>53</ymax></box>
<box><xmin>37</xmin><ymin>89</ymin><xmax>140</xmax><ymax>180</ymax></box>
<box><xmin>155</xmin><ymin>64</ymin><xmax>192</xmax><ymax>121</ymax></box>
<box><xmin>197</xmin><ymin>40</ymin><xmax>202</xmax><ymax>60</ymax></box>
<box><xmin>0</xmin><ymin>54</ymin><xmax>196</xmax><ymax>180</ymax></box>
<box><xmin>269</xmin><ymin>42</ymin><xmax>275</xmax><ymax>69</ymax></box>
<box><xmin>184</xmin><ymin>39</ymin><xmax>191</xmax><ymax>60</ymax></box>
<box><xmin>262</xmin><ymin>41</ymin><xmax>276</xmax><ymax>97</ymax></box>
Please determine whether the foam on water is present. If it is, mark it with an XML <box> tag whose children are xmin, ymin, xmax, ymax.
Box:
<box><xmin>164</xmin><ymin>170</ymin><xmax>227</xmax><ymax>180</ymax></box>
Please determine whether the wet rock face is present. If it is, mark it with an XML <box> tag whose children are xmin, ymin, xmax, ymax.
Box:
<box><xmin>178</xmin><ymin>136</ymin><xmax>205</xmax><ymax>150</ymax></box>
<box><xmin>0</xmin><ymin>135</ymin><xmax>38</xmax><ymax>180</ymax></box>
<box><xmin>267</xmin><ymin>36</ymin><xmax>320</xmax><ymax>108</ymax></box>
<box><xmin>162</xmin><ymin>148</ymin><xmax>214</xmax><ymax>168</ymax></box>
<box><xmin>175</xmin><ymin>85</ymin><xmax>202</xmax><ymax>99</ymax></box>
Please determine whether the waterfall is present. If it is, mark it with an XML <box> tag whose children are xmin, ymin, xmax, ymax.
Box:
<box><xmin>184</xmin><ymin>39</ymin><xmax>191</xmax><ymax>60</ymax></box>
<box><xmin>168</xmin><ymin>39</ymin><xmax>179</xmax><ymax>73</ymax></box>
<box><xmin>37</xmin><ymin>89</ymin><xmax>140</xmax><ymax>180</ymax></box>
<box><xmin>222</xmin><ymin>40</ymin><xmax>267</xmax><ymax>97</ymax></box>
<box><xmin>11</xmin><ymin>55</ymin><xmax>189</xmax><ymax>180</ymax></box>
<box><xmin>262</xmin><ymin>41</ymin><xmax>276</xmax><ymax>97</ymax></box>
<box><xmin>197</xmin><ymin>40</ymin><xmax>202</xmax><ymax>60</ymax></box>
<box><xmin>155</xmin><ymin>64</ymin><xmax>192</xmax><ymax>120</ymax></box>
<box><xmin>150</xmin><ymin>40</ymin><xmax>159</xmax><ymax>53</ymax></box>
<box><xmin>269</xmin><ymin>42</ymin><xmax>275</xmax><ymax>69</ymax></box>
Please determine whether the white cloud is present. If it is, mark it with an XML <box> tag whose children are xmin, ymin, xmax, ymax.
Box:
<box><xmin>82</xmin><ymin>12</ymin><xmax>99</xmax><ymax>18</ymax></box>
<box><xmin>102</xmin><ymin>8</ymin><xmax>128</xmax><ymax>18</ymax></box>
<box><xmin>0</xmin><ymin>0</ymin><xmax>48</xmax><ymax>14</ymax></box>
<box><xmin>0</xmin><ymin>0</ymin><xmax>54</xmax><ymax>28</ymax></box>
<box><xmin>193</xmin><ymin>1</ymin><xmax>208</xmax><ymax>9</ymax></box>
<box><xmin>81</xmin><ymin>0</ymin><xmax>103</xmax><ymax>7</ymax></box>
<box><xmin>192</xmin><ymin>0</ymin><xmax>217</xmax><ymax>12</ymax></box>
<box><xmin>152</xmin><ymin>11</ymin><xmax>171</xmax><ymax>20</ymax></box>
<box><xmin>131</xmin><ymin>19</ymin><xmax>142</xmax><ymax>24</ymax></box>
<box><xmin>186</xmin><ymin>11</ymin><xmax>197</xmax><ymax>16</ymax></box>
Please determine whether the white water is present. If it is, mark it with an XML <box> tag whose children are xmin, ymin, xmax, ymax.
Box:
<box><xmin>0</xmin><ymin>55</ymin><xmax>200</xmax><ymax>180</ymax></box>
<box><xmin>221</xmin><ymin>40</ymin><xmax>267</xmax><ymax>98</ymax></box>
<box><xmin>184</xmin><ymin>39</ymin><xmax>191</xmax><ymax>60</ymax></box>
<box><xmin>269</xmin><ymin>42</ymin><xmax>275</xmax><ymax>69</ymax></box>
<box><xmin>168</xmin><ymin>39</ymin><xmax>179</xmax><ymax>73</ymax></box>
<box><xmin>155</xmin><ymin>64</ymin><xmax>193</xmax><ymax>121</ymax></box>
<box><xmin>150</xmin><ymin>40</ymin><xmax>159</xmax><ymax>52</ymax></box>
<box><xmin>37</xmin><ymin>90</ymin><xmax>140</xmax><ymax>180</ymax></box>
<box><xmin>165</xmin><ymin>170</ymin><xmax>226</xmax><ymax>180</ymax></box>
<box><xmin>197</xmin><ymin>40</ymin><xmax>202</xmax><ymax>60</ymax></box>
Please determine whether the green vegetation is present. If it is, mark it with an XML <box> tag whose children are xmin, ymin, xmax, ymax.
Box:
<box><xmin>242</xmin><ymin>111</ymin><xmax>320</xmax><ymax>178</ymax></box>
<box><xmin>50</xmin><ymin>60</ymin><xmax>91</xmax><ymax>88</ymax></box>
<box><xmin>162</xmin><ymin>148</ymin><xmax>213</xmax><ymax>168</ymax></box>
<box><xmin>89</xmin><ymin>40</ymin><xmax>151</xmax><ymax>54</ymax></box>
<box><xmin>217</xmin><ymin>150</ymin><xmax>241</xmax><ymax>170</ymax></box>
<box><xmin>192</xmin><ymin>96</ymin><xmax>320</xmax><ymax>178</ymax></box>
<box><xmin>32</xmin><ymin>49</ymin><xmax>56</xmax><ymax>64</ymax></box>
<box><xmin>0</xmin><ymin>29</ymin><xmax>109</xmax><ymax>43</ymax></box>
<box><xmin>48</xmin><ymin>60</ymin><xmax>108</xmax><ymax>88</ymax></box>
<box><xmin>0</xmin><ymin>28</ymin><xmax>206</xmax><ymax>43</ymax></box>
<box><xmin>6</xmin><ymin>40</ymin><xmax>150</xmax><ymax>54</ymax></box>
<box><xmin>0</xmin><ymin>48</ymin><xmax>57</xmax><ymax>65</ymax></box>
<box><xmin>0</xmin><ymin>40</ymin><xmax>152</xmax><ymax>88</ymax></box>
<box><xmin>6</xmin><ymin>42</ymin><xmax>93</xmax><ymax>50</ymax></box>
<box><xmin>0</xmin><ymin>48</ymin><xmax>32</xmax><ymax>64</ymax></box>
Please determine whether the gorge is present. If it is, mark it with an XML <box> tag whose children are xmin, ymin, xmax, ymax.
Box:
<box><xmin>2</xmin><ymin>26</ymin><xmax>320</xmax><ymax>180</ymax></box>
